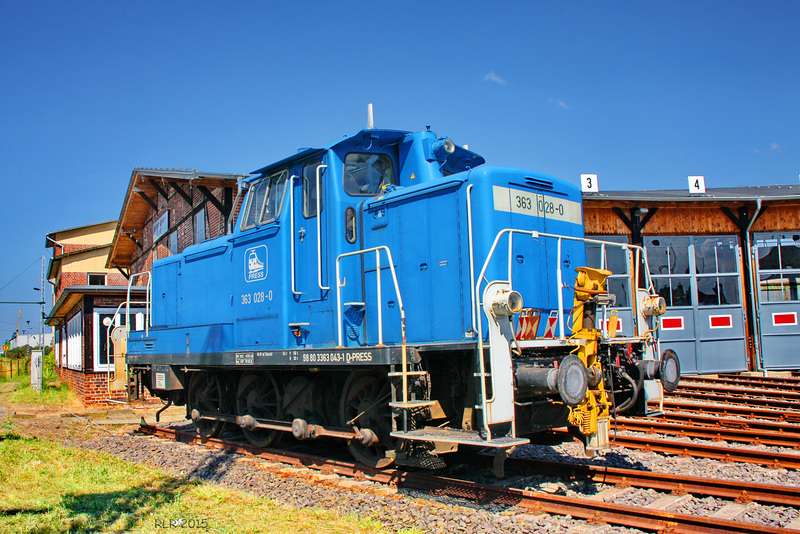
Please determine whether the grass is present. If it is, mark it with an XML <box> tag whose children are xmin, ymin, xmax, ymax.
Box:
<box><xmin>0</xmin><ymin>353</ymin><xmax>77</xmax><ymax>406</ymax></box>
<box><xmin>0</xmin><ymin>433</ymin><xmax>399</xmax><ymax>533</ymax></box>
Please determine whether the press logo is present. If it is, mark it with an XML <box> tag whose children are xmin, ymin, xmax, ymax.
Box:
<box><xmin>245</xmin><ymin>245</ymin><xmax>267</xmax><ymax>282</ymax></box>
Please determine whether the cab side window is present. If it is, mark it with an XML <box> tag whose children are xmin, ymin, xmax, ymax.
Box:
<box><xmin>260</xmin><ymin>170</ymin><xmax>288</xmax><ymax>224</ymax></box>
<box><xmin>303</xmin><ymin>160</ymin><xmax>324</xmax><ymax>218</ymax></box>
<box><xmin>343</xmin><ymin>153</ymin><xmax>395</xmax><ymax>196</ymax></box>
<box><xmin>240</xmin><ymin>179</ymin><xmax>269</xmax><ymax>231</ymax></box>
<box><xmin>239</xmin><ymin>169</ymin><xmax>288</xmax><ymax>231</ymax></box>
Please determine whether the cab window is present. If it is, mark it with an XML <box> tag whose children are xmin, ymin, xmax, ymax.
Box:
<box><xmin>259</xmin><ymin>170</ymin><xmax>288</xmax><ymax>224</ymax></box>
<box><xmin>343</xmin><ymin>153</ymin><xmax>395</xmax><ymax>196</ymax></box>
<box><xmin>303</xmin><ymin>160</ymin><xmax>324</xmax><ymax>218</ymax></box>
<box><xmin>239</xmin><ymin>169</ymin><xmax>288</xmax><ymax>231</ymax></box>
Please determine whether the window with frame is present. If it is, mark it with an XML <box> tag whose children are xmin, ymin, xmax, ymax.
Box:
<box><xmin>756</xmin><ymin>233</ymin><xmax>800</xmax><ymax>302</ymax></box>
<box><xmin>693</xmin><ymin>236</ymin><xmax>739</xmax><ymax>306</ymax></box>
<box><xmin>585</xmin><ymin>235</ymin><xmax>631</xmax><ymax>307</ymax></box>
<box><xmin>645</xmin><ymin>236</ymin><xmax>693</xmax><ymax>307</ymax></box>
<box><xmin>239</xmin><ymin>170</ymin><xmax>289</xmax><ymax>230</ymax></box>
<box><xmin>303</xmin><ymin>160</ymin><xmax>324</xmax><ymax>218</ymax></box>
<box><xmin>194</xmin><ymin>208</ymin><xmax>206</xmax><ymax>243</ymax></box>
<box><xmin>93</xmin><ymin>309</ymin><xmax>128</xmax><ymax>371</ymax></box>
<box><xmin>66</xmin><ymin>312</ymin><xmax>82</xmax><ymax>371</ymax></box>
<box><xmin>88</xmin><ymin>273</ymin><xmax>107</xmax><ymax>286</ymax></box>
<box><xmin>343</xmin><ymin>153</ymin><xmax>395</xmax><ymax>196</ymax></box>
<box><xmin>646</xmin><ymin>235</ymin><xmax>740</xmax><ymax>307</ymax></box>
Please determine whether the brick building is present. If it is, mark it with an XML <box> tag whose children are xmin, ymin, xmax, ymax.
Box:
<box><xmin>45</xmin><ymin>220</ymin><xmax>147</xmax><ymax>406</ymax></box>
<box><xmin>106</xmin><ymin>168</ymin><xmax>246</xmax><ymax>277</ymax></box>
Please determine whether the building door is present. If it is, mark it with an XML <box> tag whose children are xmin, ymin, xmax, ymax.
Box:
<box><xmin>754</xmin><ymin>232</ymin><xmax>800</xmax><ymax>369</ymax></box>
<box><xmin>645</xmin><ymin>235</ymin><xmax>747</xmax><ymax>375</ymax></box>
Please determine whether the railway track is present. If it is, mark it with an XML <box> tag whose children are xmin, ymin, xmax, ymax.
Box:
<box><xmin>632</xmin><ymin>410</ymin><xmax>800</xmax><ymax>436</ymax></box>
<box><xmin>682</xmin><ymin>375</ymin><xmax>800</xmax><ymax>391</ymax></box>
<box><xmin>613</xmin><ymin>416</ymin><xmax>800</xmax><ymax>449</ymax></box>
<box><xmin>137</xmin><ymin>423</ymin><xmax>800</xmax><ymax>533</ymax></box>
<box><xmin>649</xmin><ymin>399</ymin><xmax>800</xmax><ymax>424</ymax></box>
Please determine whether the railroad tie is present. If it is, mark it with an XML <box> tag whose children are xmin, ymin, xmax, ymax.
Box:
<box><xmin>708</xmin><ymin>501</ymin><xmax>759</xmax><ymax>520</ymax></box>
<box><xmin>787</xmin><ymin>515</ymin><xmax>800</xmax><ymax>531</ymax></box>
<box><xmin>645</xmin><ymin>493</ymin><xmax>693</xmax><ymax>511</ymax></box>
<box><xmin>586</xmin><ymin>485</ymin><xmax>635</xmax><ymax>501</ymax></box>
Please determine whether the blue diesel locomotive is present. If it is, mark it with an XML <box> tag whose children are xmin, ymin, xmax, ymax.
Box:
<box><xmin>126</xmin><ymin>116</ymin><xmax>680</xmax><ymax>469</ymax></box>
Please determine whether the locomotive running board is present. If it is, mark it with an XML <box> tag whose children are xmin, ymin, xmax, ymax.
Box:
<box><xmin>390</xmin><ymin>427</ymin><xmax>528</xmax><ymax>448</ymax></box>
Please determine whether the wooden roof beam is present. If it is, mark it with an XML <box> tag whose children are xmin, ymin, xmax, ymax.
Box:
<box><xmin>612</xmin><ymin>207</ymin><xmax>658</xmax><ymax>246</ymax></box>
<box><xmin>198</xmin><ymin>185</ymin><xmax>228</xmax><ymax>217</ymax></box>
<box><xmin>168</xmin><ymin>181</ymin><xmax>193</xmax><ymax>206</ymax></box>
<box><xmin>146</xmin><ymin>178</ymin><xmax>170</xmax><ymax>202</ymax></box>
<box><xmin>134</xmin><ymin>189</ymin><xmax>158</xmax><ymax>211</ymax></box>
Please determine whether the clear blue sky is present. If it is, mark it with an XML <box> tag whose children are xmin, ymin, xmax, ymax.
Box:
<box><xmin>1</xmin><ymin>1</ymin><xmax>798</xmax><ymax>339</ymax></box>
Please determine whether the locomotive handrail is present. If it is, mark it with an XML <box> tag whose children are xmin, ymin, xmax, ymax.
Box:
<box><xmin>473</xmin><ymin>231</ymin><xmax>655</xmax><ymax>338</ymax></box>
<box><xmin>126</xmin><ymin>271</ymin><xmax>152</xmax><ymax>337</ymax></box>
<box><xmin>473</xmin><ymin>230</ymin><xmax>655</xmax><ymax>438</ymax></box>
<box><xmin>335</xmin><ymin>246</ymin><xmax>409</xmax><ymax>404</ymax></box>
<box><xmin>316</xmin><ymin>164</ymin><xmax>329</xmax><ymax>291</ymax></box>
<box><xmin>287</xmin><ymin>174</ymin><xmax>301</xmax><ymax>296</ymax></box>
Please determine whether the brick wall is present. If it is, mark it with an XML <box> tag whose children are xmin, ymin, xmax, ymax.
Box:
<box><xmin>57</xmin><ymin>367</ymin><xmax>151</xmax><ymax>407</ymax></box>
<box><xmin>130</xmin><ymin>183</ymin><xmax>236</xmax><ymax>277</ymax></box>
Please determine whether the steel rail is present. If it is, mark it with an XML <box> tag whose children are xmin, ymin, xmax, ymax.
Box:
<box><xmin>632</xmin><ymin>411</ymin><xmax>800</xmax><ymax>437</ymax></box>
<box><xmin>613</xmin><ymin>416</ymin><xmax>800</xmax><ymax>449</ymax></box>
<box><xmin>499</xmin><ymin>456</ymin><xmax>800</xmax><ymax>507</ymax></box>
<box><xmin>720</xmin><ymin>373</ymin><xmax>800</xmax><ymax>384</ymax></box>
<box><xmin>664</xmin><ymin>390</ymin><xmax>800</xmax><ymax>412</ymax></box>
<box><xmin>651</xmin><ymin>399</ymin><xmax>800</xmax><ymax>424</ymax></box>
<box><xmin>675</xmin><ymin>382</ymin><xmax>800</xmax><ymax>402</ymax></box>
<box><xmin>608</xmin><ymin>432</ymin><xmax>800</xmax><ymax>470</ymax></box>
<box><xmin>137</xmin><ymin>424</ymin><xmax>785</xmax><ymax>534</ymax></box>
<box><xmin>682</xmin><ymin>375</ymin><xmax>800</xmax><ymax>391</ymax></box>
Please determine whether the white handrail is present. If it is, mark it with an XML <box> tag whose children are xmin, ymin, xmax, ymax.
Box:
<box><xmin>126</xmin><ymin>271</ymin><xmax>152</xmax><ymax>337</ymax></box>
<box><xmin>473</xmin><ymin>229</ymin><xmax>654</xmax><ymax>438</ymax></box>
<box><xmin>474</xmin><ymin>229</ymin><xmax>654</xmax><ymax>348</ymax></box>
<box><xmin>335</xmin><ymin>245</ymin><xmax>405</xmax><ymax>348</ymax></box>
<box><xmin>316</xmin><ymin>165</ymin><xmax>329</xmax><ymax>291</ymax></box>
<box><xmin>288</xmin><ymin>175</ymin><xmax>301</xmax><ymax>296</ymax></box>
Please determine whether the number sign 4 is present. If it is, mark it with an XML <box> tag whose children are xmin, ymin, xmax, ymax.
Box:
<box><xmin>688</xmin><ymin>175</ymin><xmax>706</xmax><ymax>194</ymax></box>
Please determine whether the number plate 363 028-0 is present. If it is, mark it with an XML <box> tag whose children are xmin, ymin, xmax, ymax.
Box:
<box><xmin>492</xmin><ymin>185</ymin><xmax>582</xmax><ymax>225</ymax></box>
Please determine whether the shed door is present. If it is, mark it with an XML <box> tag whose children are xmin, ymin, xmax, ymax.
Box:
<box><xmin>646</xmin><ymin>235</ymin><xmax>747</xmax><ymax>375</ymax></box>
<box><xmin>585</xmin><ymin>236</ymin><xmax>636</xmax><ymax>339</ymax></box>
<box><xmin>754</xmin><ymin>233</ymin><xmax>800</xmax><ymax>370</ymax></box>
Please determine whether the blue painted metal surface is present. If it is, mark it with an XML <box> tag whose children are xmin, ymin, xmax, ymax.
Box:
<box><xmin>128</xmin><ymin>127</ymin><xmax>585</xmax><ymax>362</ymax></box>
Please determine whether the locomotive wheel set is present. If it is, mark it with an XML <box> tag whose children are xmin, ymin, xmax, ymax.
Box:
<box><xmin>124</xmin><ymin>113</ymin><xmax>680</xmax><ymax>470</ymax></box>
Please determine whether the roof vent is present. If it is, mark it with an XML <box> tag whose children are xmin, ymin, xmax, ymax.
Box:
<box><xmin>525</xmin><ymin>176</ymin><xmax>554</xmax><ymax>190</ymax></box>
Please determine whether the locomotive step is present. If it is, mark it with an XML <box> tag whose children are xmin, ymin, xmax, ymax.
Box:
<box><xmin>387</xmin><ymin>371</ymin><xmax>428</xmax><ymax>377</ymax></box>
<box><xmin>389</xmin><ymin>400</ymin><xmax>436</xmax><ymax>409</ymax></box>
<box><xmin>390</xmin><ymin>427</ymin><xmax>529</xmax><ymax>448</ymax></box>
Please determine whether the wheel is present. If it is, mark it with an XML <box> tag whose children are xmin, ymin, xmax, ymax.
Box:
<box><xmin>236</xmin><ymin>372</ymin><xmax>282</xmax><ymax>447</ymax></box>
<box><xmin>189</xmin><ymin>372</ymin><xmax>228</xmax><ymax>438</ymax></box>
<box><xmin>340</xmin><ymin>372</ymin><xmax>395</xmax><ymax>468</ymax></box>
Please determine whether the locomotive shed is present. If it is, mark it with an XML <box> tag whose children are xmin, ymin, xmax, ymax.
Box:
<box><xmin>583</xmin><ymin>184</ymin><xmax>800</xmax><ymax>376</ymax></box>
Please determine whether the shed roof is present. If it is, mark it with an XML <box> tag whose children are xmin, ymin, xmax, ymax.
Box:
<box><xmin>583</xmin><ymin>184</ymin><xmax>800</xmax><ymax>205</ymax></box>
<box><xmin>45</xmin><ymin>285</ymin><xmax>148</xmax><ymax>326</ymax></box>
